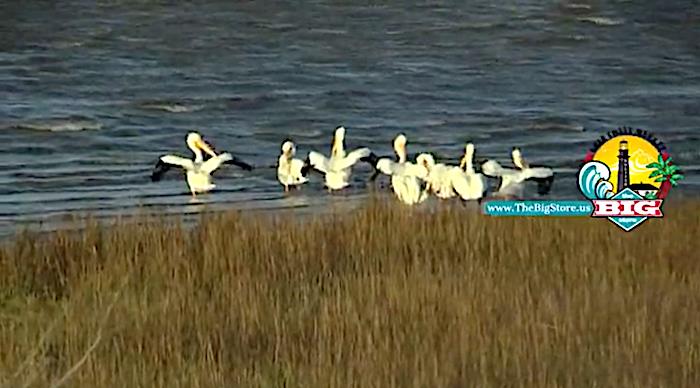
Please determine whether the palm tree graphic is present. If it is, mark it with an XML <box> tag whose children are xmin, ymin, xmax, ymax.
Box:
<box><xmin>645</xmin><ymin>154</ymin><xmax>684</xmax><ymax>199</ymax></box>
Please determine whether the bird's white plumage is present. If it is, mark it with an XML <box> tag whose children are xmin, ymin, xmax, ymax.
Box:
<box><xmin>450</xmin><ymin>143</ymin><xmax>487</xmax><ymax>201</ymax></box>
<box><xmin>392</xmin><ymin>174</ymin><xmax>429</xmax><ymax>204</ymax></box>
<box><xmin>160</xmin><ymin>155</ymin><xmax>194</xmax><ymax>170</ymax></box>
<box><xmin>416</xmin><ymin>153</ymin><xmax>458</xmax><ymax>199</ymax></box>
<box><xmin>333</xmin><ymin>148</ymin><xmax>372</xmax><ymax>171</ymax></box>
<box><xmin>480</xmin><ymin>159</ymin><xmax>505</xmax><ymax>177</ymax></box>
<box><xmin>481</xmin><ymin>148</ymin><xmax>554</xmax><ymax>197</ymax></box>
<box><xmin>373</xmin><ymin>134</ymin><xmax>429</xmax><ymax>205</ymax></box>
<box><xmin>155</xmin><ymin>132</ymin><xmax>233</xmax><ymax>197</ymax></box>
<box><xmin>200</xmin><ymin>152</ymin><xmax>233</xmax><ymax>175</ymax></box>
<box><xmin>416</xmin><ymin>148</ymin><xmax>486</xmax><ymax>202</ymax></box>
<box><xmin>308</xmin><ymin>151</ymin><xmax>330</xmax><ymax>174</ymax></box>
<box><xmin>308</xmin><ymin>126</ymin><xmax>371</xmax><ymax>191</ymax></box>
<box><xmin>524</xmin><ymin>167</ymin><xmax>554</xmax><ymax>179</ymax></box>
<box><xmin>481</xmin><ymin>160</ymin><xmax>527</xmax><ymax>197</ymax></box>
<box><xmin>277</xmin><ymin>141</ymin><xmax>309</xmax><ymax>190</ymax></box>
<box><xmin>376</xmin><ymin>159</ymin><xmax>426</xmax><ymax>178</ymax></box>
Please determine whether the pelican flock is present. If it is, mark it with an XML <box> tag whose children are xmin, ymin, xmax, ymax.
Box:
<box><xmin>151</xmin><ymin>127</ymin><xmax>555</xmax><ymax>204</ymax></box>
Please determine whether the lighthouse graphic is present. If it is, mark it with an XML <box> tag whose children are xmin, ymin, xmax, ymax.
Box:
<box><xmin>578</xmin><ymin>128</ymin><xmax>683</xmax><ymax>232</ymax></box>
<box><xmin>616</xmin><ymin>140</ymin><xmax>630</xmax><ymax>193</ymax></box>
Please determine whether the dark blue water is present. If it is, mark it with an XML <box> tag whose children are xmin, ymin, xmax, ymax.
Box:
<box><xmin>1</xmin><ymin>1</ymin><xmax>699</xmax><ymax>235</ymax></box>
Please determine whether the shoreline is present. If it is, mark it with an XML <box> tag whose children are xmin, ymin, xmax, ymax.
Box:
<box><xmin>4</xmin><ymin>189</ymin><xmax>697</xmax><ymax>241</ymax></box>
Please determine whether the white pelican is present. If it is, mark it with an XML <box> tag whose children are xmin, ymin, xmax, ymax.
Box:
<box><xmin>364</xmin><ymin>134</ymin><xmax>429</xmax><ymax>205</ymax></box>
<box><xmin>277</xmin><ymin>140</ymin><xmax>311</xmax><ymax>191</ymax></box>
<box><xmin>481</xmin><ymin>147</ymin><xmax>554</xmax><ymax>197</ymax></box>
<box><xmin>151</xmin><ymin>132</ymin><xmax>253</xmax><ymax>198</ymax></box>
<box><xmin>308</xmin><ymin>126</ymin><xmax>371</xmax><ymax>191</ymax></box>
<box><xmin>416</xmin><ymin>145</ymin><xmax>487</xmax><ymax>202</ymax></box>
<box><xmin>448</xmin><ymin>143</ymin><xmax>488</xmax><ymax>201</ymax></box>
<box><xmin>415</xmin><ymin>153</ymin><xmax>457</xmax><ymax>199</ymax></box>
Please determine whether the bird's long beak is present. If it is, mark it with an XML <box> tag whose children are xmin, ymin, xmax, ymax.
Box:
<box><xmin>197</xmin><ymin>139</ymin><xmax>217</xmax><ymax>158</ymax></box>
<box><xmin>459</xmin><ymin>156</ymin><xmax>467</xmax><ymax>169</ymax></box>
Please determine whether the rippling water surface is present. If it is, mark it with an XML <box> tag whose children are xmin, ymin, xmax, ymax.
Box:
<box><xmin>1</xmin><ymin>1</ymin><xmax>699</xmax><ymax>235</ymax></box>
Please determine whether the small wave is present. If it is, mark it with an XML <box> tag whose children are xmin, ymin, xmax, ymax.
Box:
<box><xmin>324</xmin><ymin>89</ymin><xmax>372</xmax><ymax>98</ymax></box>
<box><xmin>308</xmin><ymin>28</ymin><xmax>348</xmax><ymax>35</ymax></box>
<box><xmin>51</xmin><ymin>41</ymin><xmax>86</xmax><ymax>49</ymax></box>
<box><xmin>528</xmin><ymin>118</ymin><xmax>585</xmax><ymax>132</ymax></box>
<box><xmin>460</xmin><ymin>21</ymin><xmax>502</xmax><ymax>30</ymax></box>
<box><xmin>118</xmin><ymin>36</ymin><xmax>153</xmax><ymax>43</ymax></box>
<box><xmin>226</xmin><ymin>94</ymin><xmax>278</xmax><ymax>110</ymax></box>
<box><xmin>138</xmin><ymin>100</ymin><xmax>203</xmax><ymax>113</ymax></box>
<box><xmin>578</xmin><ymin>17</ymin><xmax>624</xmax><ymax>26</ymax></box>
<box><xmin>10</xmin><ymin>116</ymin><xmax>102</xmax><ymax>132</ymax></box>
<box><xmin>564</xmin><ymin>3</ymin><xmax>592</xmax><ymax>10</ymax></box>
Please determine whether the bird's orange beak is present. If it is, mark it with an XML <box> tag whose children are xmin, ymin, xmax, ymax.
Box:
<box><xmin>196</xmin><ymin>139</ymin><xmax>217</xmax><ymax>158</ymax></box>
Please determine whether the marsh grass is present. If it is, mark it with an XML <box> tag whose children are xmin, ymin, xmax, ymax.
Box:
<box><xmin>1</xmin><ymin>198</ymin><xmax>699</xmax><ymax>387</ymax></box>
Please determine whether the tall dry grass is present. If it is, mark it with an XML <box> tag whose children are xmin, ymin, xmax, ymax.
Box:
<box><xmin>0</xmin><ymin>198</ymin><xmax>699</xmax><ymax>387</ymax></box>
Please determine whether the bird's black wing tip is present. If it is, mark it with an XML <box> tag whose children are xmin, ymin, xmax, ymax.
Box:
<box><xmin>360</xmin><ymin>152</ymin><xmax>378</xmax><ymax>165</ymax></box>
<box><xmin>301</xmin><ymin>156</ymin><xmax>313</xmax><ymax>177</ymax></box>
<box><xmin>229</xmin><ymin>156</ymin><xmax>254</xmax><ymax>171</ymax></box>
<box><xmin>535</xmin><ymin>174</ymin><xmax>555</xmax><ymax>195</ymax></box>
<box><xmin>360</xmin><ymin>153</ymin><xmax>384</xmax><ymax>182</ymax></box>
<box><xmin>150</xmin><ymin>158</ymin><xmax>171</xmax><ymax>182</ymax></box>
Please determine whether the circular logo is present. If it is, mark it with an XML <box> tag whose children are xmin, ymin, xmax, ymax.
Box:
<box><xmin>583</xmin><ymin>127</ymin><xmax>681</xmax><ymax>199</ymax></box>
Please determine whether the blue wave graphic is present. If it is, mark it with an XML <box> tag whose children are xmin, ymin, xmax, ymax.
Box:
<box><xmin>578</xmin><ymin>161</ymin><xmax>614</xmax><ymax>200</ymax></box>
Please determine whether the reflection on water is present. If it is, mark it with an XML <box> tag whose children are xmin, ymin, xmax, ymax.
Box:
<box><xmin>279</xmin><ymin>192</ymin><xmax>315</xmax><ymax>209</ymax></box>
<box><xmin>184</xmin><ymin>199</ymin><xmax>209</xmax><ymax>214</ymax></box>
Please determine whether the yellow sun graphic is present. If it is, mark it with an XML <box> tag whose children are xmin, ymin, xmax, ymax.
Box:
<box><xmin>593</xmin><ymin>135</ymin><xmax>661</xmax><ymax>192</ymax></box>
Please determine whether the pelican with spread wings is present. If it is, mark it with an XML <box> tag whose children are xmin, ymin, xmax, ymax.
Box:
<box><xmin>481</xmin><ymin>147</ymin><xmax>554</xmax><ymax>197</ymax></box>
<box><xmin>307</xmin><ymin>126</ymin><xmax>371</xmax><ymax>191</ymax></box>
<box><xmin>151</xmin><ymin>132</ymin><xmax>253</xmax><ymax>198</ymax></box>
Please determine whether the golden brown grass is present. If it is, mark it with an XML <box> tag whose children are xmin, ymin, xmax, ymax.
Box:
<box><xmin>1</xmin><ymin>198</ymin><xmax>699</xmax><ymax>387</ymax></box>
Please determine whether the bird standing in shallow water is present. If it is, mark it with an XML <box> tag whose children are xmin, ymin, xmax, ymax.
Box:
<box><xmin>416</xmin><ymin>153</ymin><xmax>459</xmax><ymax>200</ymax></box>
<box><xmin>416</xmin><ymin>145</ymin><xmax>488</xmax><ymax>203</ymax></box>
<box><xmin>481</xmin><ymin>147</ymin><xmax>554</xmax><ymax>198</ymax></box>
<box><xmin>307</xmin><ymin>126</ymin><xmax>371</xmax><ymax>192</ymax></box>
<box><xmin>451</xmin><ymin>142</ymin><xmax>488</xmax><ymax>201</ymax></box>
<box><xmin>364</xmin><ymin>134</ymin><xmax>429</xmax><ymax>205</ymax></box>
<box><xmin>277</xmin><ymin>140</ymin><xmax>311</xmax><ymax>191</ymax></box>
<box><xmin>151</xmin><ymin>132</ymin><xmax>253</xmax><ymax>199</ymax></box>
